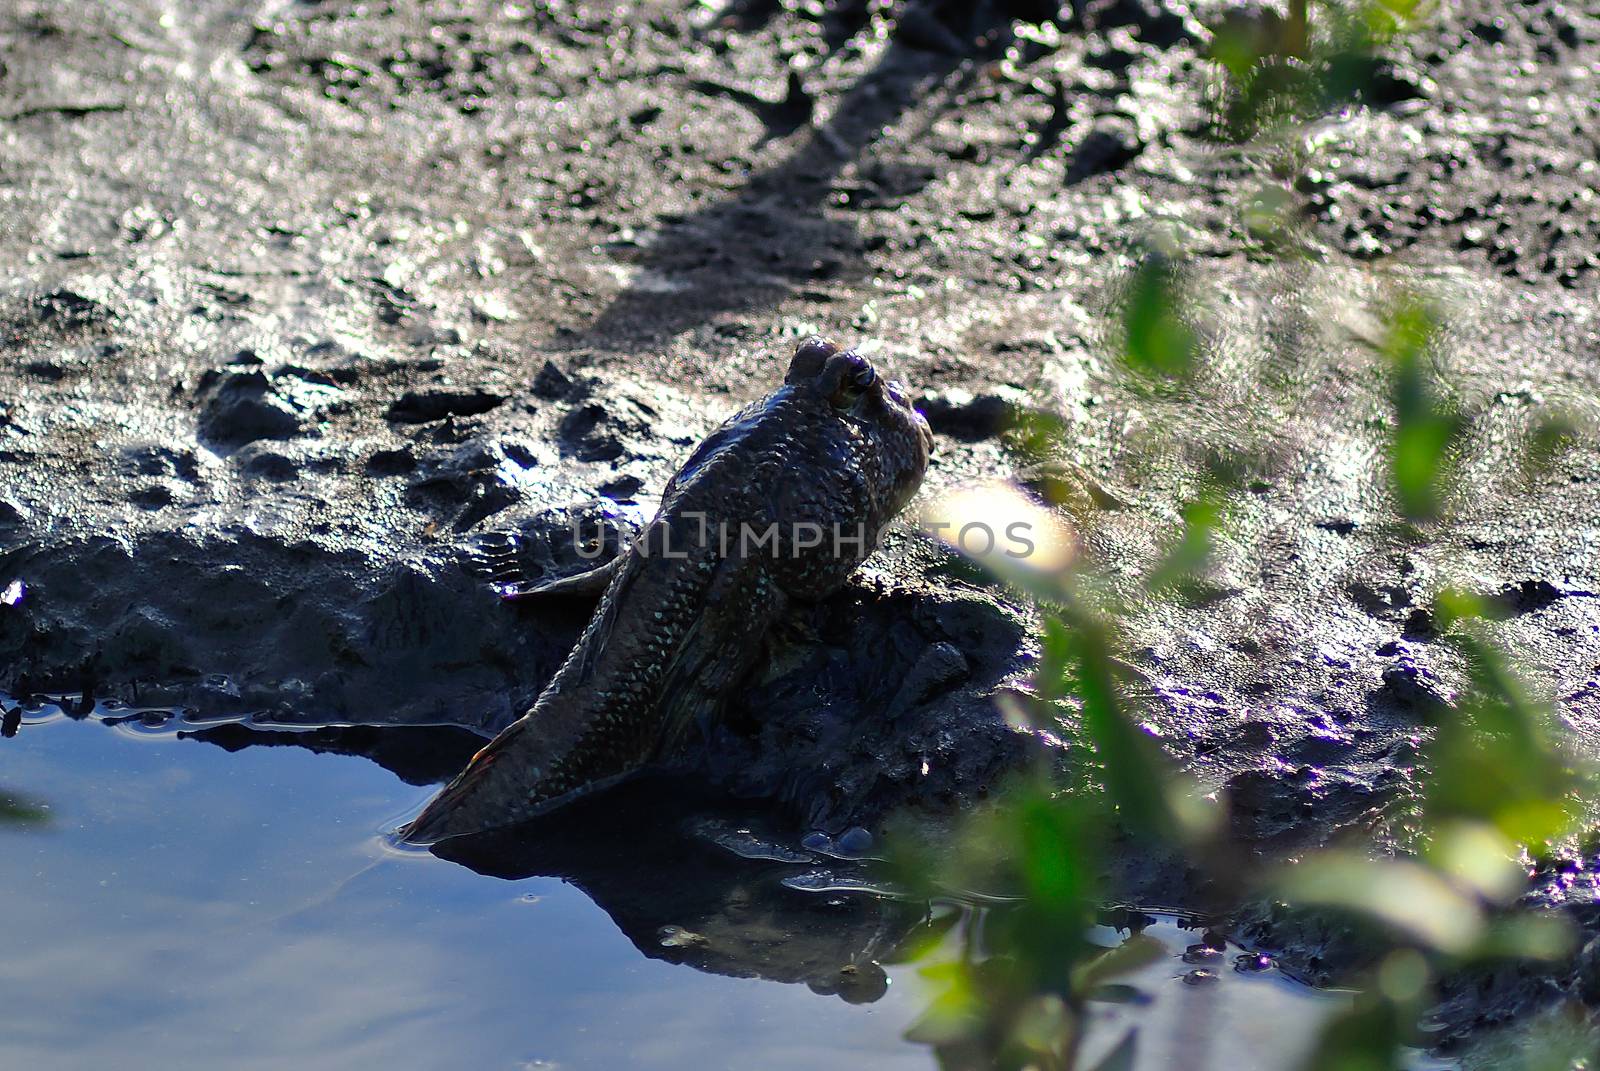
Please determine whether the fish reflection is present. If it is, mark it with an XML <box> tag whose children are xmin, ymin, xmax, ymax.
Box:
<box><xmin>3</xmin><ymin>699</ymin><xmax>925</xmax><ymax>1001</ymax></box>
<box><xmin>431</xmin><ymin>774</ymin><xmax>926</xmax><ymax>1003</ymax></box>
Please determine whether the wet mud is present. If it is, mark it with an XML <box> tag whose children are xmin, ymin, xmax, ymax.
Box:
<box><xmin>2</xmin><ymin>0</ymin><xmax>1598</xmax><ymax>1045</ymax></box>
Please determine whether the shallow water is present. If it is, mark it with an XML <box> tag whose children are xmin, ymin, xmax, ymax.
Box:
<box><xmin>1</xmin><ymin>700</ymin><xmax>1354</xmax><ymax>1071</ymax></box>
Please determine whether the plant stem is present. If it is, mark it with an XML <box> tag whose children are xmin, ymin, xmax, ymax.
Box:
<box><xmin>1287</xmin><ymin>0</ymin><xmax>1309</xmax><ymax>56</ymax></box>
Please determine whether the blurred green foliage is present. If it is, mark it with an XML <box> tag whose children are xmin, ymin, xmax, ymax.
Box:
<box><xmin>910</xmin><ymin>295</ymin><xmax>1592</xmax><ymax>1067</ymax></box>
<box><xmin>1377</xmin><ymin>299</ymin><xmax>1462</xmax><ymax>523</ymax></box>
<box><xmin>1121</xmin><ymin>252</ymin><xmax>1198</xmax><ymax>381</ymax></box>
<box><xmin>890</xmin><ymin>586</ymin><xmax>1219</xmax><ymax>1068</ymax></box>
<box><xmin>896</xmin><ymin>4</ymin><xmax>1598</xmax><ymax>1069</ymax></box>
<box><xmin>896</xmin><ymin>780</ymin><xmax>1117</xmax><ymax>1071</ymax></box>
<box><xmin>1145</xmin><ymin>495</ymin><xmax>1224</xmax><ymax>600</ymax></box>
<box><xmin>1205</xmin><ymin>0</ymin><xmax>1431</xmax><ymax>142</ymax></box>
<box><xmin>1424</xmin><ymin>593</ymin><xmax>1591</xmax><ymax>852</ymax></box>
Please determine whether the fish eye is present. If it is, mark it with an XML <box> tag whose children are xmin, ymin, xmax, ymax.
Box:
<box><xmin>828</xmin><ymin>354</ymin><xmax>877</xmax><ymax>409</ymax></box>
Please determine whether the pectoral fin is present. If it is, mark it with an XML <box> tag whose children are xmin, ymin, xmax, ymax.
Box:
<box><xmin>651</xmin><ymin>555</ymin><xmax>789</xmax><ymax>760</ymax></box>
<box><xmin>500</xmin><ymin>556</ymin><xmax>623</xmax><ymax>601</ymax></box>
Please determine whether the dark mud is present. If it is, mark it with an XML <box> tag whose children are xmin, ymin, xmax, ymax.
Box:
<box><xmin>2</xmin><ymin>0</ymin><xmax>1598</xmax><ymax>1048</ymax></box>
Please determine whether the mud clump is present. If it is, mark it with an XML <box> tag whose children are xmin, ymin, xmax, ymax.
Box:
<box><xmin>198</xmin><ymin>369</ymin><xmax>307</xmax><ymax>444</ymax></box>
<box><xmin>387</xmin><ymin>388</ymin><xmax>507</xmax><ymax>424</ymax></box>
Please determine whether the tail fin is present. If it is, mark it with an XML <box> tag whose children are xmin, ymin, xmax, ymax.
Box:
<box><xmin>401</xmin><ymin>730</ymin><xmax>515</xmax><ymax>844</ymax></box>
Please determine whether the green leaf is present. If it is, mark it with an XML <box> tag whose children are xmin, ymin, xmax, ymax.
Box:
<box><xmin>1073</xmin><ymin>933</ymin><xmax>1166</xmax><ymax>993</ymax></box>
<box><xmin>1010</xmin><ymin>994</ymin><xmax>1072</xmax><ymax>1056</ymax></box>
<box><xmin>1468</xmin><ymin>913</ymin><xmax>1576</xmax><ymax>964</ymax></box>
<box><xmin>1206</xmin><ymin>11</ymin><xmax>1271</xmax><ymax>79</ymax></box>
<box><xmin>904</xmin><ymin>986</ymin><xmax>981</xmax><ymax>1047</ymax></box>
<box><xmin>1363</xmin><ymin>0</ymin><xmax>1427</xmax><ymax>42</ymax></box>
<box><xmin>1379</xmin><ymin>298</ymin><xmax>1461</xmax><ymax>522</ymax></box>
<box><xmin>1065</xmin><ymin>619</ymin><xmax>1185</xmax><ymax>840</ymax></box>
<box><xmin>1148</xmin><ymin>496</ymin><xmax>1222</xmax><ymax>595</ymax></box>
<box><xmin>1122</xmin><ymin>253</ymin><xmax>1197</xmax><ymax>379</ymax></box>
<box><xmin>1302</xmin><ymin>994</ymin><xmax>1407</xmax><ymax>1071</ymax></box>
<box><xmin>1038</xmin><ymin>616</ymin><xmax>1080</xmax><ymax>704</ymax></box>
<box><xmin>881</xmin><ymin>907</ymin><xmax>965</xmax><ymax>965</ymax></box>
<box><xmin>1015</xmin><ymin>791</ymin><xmax>1090</xmax><ymax>910</ymax></box>
<box><xmin>1525</xmin><ymin>412</ymin><xmax>1581</xmax><ymax>473</ymax></box>
<box><xmin>1421</xmin><ymin>616</ymin><xmax>1587</xmax><ymax>851</ymax></box>
<box><xmin>1391</xmin><ymin>413</ymin><xmax>1461</xmax><ymax>519</ymax></box>
<box><xmin>1423</xmin><ymin>821</ymin><xmax>1524</xmax><ymax>903</ymax></box>
<box><xmin>1275</xmin><ymin>854</ymin><xmax>1484</xmax><ymax>955</ymax></box>
<box><xmin>1431</xmin><ymin>588</ymin><xmax>1484</xmax><ymax>630</ymax></box>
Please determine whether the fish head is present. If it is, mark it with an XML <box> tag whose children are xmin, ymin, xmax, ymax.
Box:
<box><xmin>785</xmin><ymin>336</ymin><xmax>933</xmax><ymax>523</ymax></box>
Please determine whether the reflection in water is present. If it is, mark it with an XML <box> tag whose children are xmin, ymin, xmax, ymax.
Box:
<box><xmin>183</xmin><ymin>720</ymin><xmax>485</xmax><ymax>788</ymax></box>
<box><xmin>432</xmin><ymin>774</ymin><xmax>927</xmax><ymax>1003</ymax></box>
<box><xmin>74</xmin><ymin>699</ymin><xmax>929</xmax><ymax>1001</ymax></box>
<box><xmin>3</xmin><ymin>698</ymin><xmax>48</xmax><ymax>822</ymax></box>
<box><xmin>0</xmin><ymin>700</ymin><xmax>931</xmax><ymax>1070</ymax></box>
<box><xmin>0</xmin><ymin>697</ymin><xmax>1348</xmax><ymax>1070</ymax></box>
<box><xmin>0</xmin><ymin>785</ymin><xmax>45</xmax><ymax>824</ymax></box>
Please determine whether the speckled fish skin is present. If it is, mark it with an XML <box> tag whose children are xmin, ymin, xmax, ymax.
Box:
<box><xmin>403</xmin><ymin>337</ymin><xmax>934</xmax><ymax>844</ymax></box>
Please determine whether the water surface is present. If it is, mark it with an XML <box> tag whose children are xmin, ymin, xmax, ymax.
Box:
<box><xmin>1</xmin><ymin>700</ymin><xmax>1346</xmax><ymax>1070</ymax></box>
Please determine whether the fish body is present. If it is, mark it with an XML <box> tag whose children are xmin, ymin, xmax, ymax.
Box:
<box><xmin>404</xmin><ymin>338</ymin><xmax>933</xmax><ymax>843</ymax></box>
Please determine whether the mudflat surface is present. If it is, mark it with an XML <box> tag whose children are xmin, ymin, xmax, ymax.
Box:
<box><xmin>2</xmin><ymin>0</ymin><xmax>1599</xmax><ymax>1044</ymax></box>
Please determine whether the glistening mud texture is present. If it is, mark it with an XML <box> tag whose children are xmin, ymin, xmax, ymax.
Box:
<box><xmin>1</xmin><ymin>0</ymin><xmax>1598</xmax><ymax>1042</ymax></box>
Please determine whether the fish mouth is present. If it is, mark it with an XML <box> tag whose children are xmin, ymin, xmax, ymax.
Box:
<box><xmin>888</xmin><ymin>379</ymin><xmax>934</xmax><ymax>452</ymax></box>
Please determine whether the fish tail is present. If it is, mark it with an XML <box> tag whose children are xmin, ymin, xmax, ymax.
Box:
<box><xmin>401</xmin><ymin>737</ymin><xmax>509</xmax><ymax>844</ymax></box>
